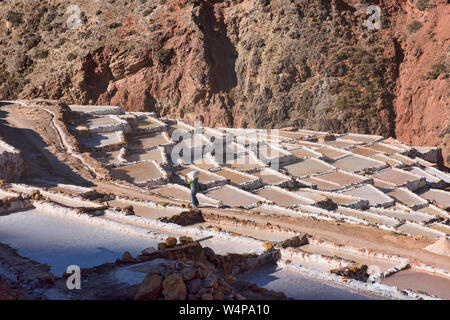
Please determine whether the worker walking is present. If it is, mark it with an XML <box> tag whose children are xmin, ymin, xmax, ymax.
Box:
<box><xmin>186</xmin><ymin>170</ymin><xmax>200</xmax><ymax>208</ymax></box>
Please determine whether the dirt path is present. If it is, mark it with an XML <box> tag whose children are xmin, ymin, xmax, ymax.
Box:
<box><xmin>0</xmin><ymin>104</ymin><xmax>93</xmax><ymax>185</ymax></box>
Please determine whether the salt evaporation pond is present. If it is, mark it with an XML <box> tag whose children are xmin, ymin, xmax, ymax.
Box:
<box><xmin>240</xmin><ymin>264</ymin><xmax>376</xmax><ymax>300</ymax></box>
<box><xmin>0</xmin><ymin>209</ymin><xmax>159</xmax><ymax>276</ymax></box>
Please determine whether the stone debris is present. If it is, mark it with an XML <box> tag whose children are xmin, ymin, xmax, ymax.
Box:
<box><xmin>159</xmin><ymin>209</ymin><xmax>205</xmax><ymax>226</ymax></box>
<box><xmin>132</xmin><ymin>241</ymin><xmax>285</xmax><ymax>300</ymax></box>
<box><xmin>329</xmin><ymin>264</ymin><xmax>370</xmax><ymax>282</ymax></box>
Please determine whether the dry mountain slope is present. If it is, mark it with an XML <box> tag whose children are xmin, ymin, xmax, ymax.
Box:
<box><xmin>0</xmin><ymin>0</ymin><xmax>448</xmax><ymax>163</ymax></box>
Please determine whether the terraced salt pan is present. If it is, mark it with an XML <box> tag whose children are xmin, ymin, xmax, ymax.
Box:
<box><xmin>252</xmin><ymin>204</ymin><xmax>366</xmax><ymax>225</ymax></box>
<box><xmin>222</xmin><ymin>152</ymin><xmax>264</xmax><ymax>172</ymax></box>
<box><xmin>370</xmin><ymin>143</ymin><xmax>404</xmax><ymax>155</ymax></box>
<box><xmin>291</xmin><ymin>190</ymin><xmax>328</xmax><ymax>203</ymax></box>
<box><xmin>239</xmin><ymin>264</ymin><xmax>374</xmax><ymax>300</ymax></box>
<box><xmin>277</xmin><ymin>130</ymin><xmax>312</xmax><ymax>140</ymax></box>
<box><xmin>236</xmin><ymin>131</ymin><xmax>290</xmax><ymax>145</ymax></box>
<box><xmin>0</xmin><ymin>189</ymin><xmax>19</xmax><ymax>199</ymax></box>
<box><xmin>297</xmin><ymin>129</ymin><xmax>329</xmax><ymax>137</ymax></box>
<box><xmin>332</xmin><ymin>155</ymin><xmax>386</xmax><ymax>173</ymax></box>
<box><xmin>300</xmin><ymin>244</ymin><xmax>398</xmax><ymax>274</ymax></box>
<box><xmin>73</xmin><ymin>116</ymin><xmax>128</xmax><ymax>134</ymax></box>
<box><xmin>255</xmin><ymin>186</ymin><xmax>314</xmax><ymax>207</ymax></box>
<box><xmin>282</xmin><ymin>158</ymin><xmax>334</xmax><ymax>178</ymax></box>
<box><xmin>192</xmin><ymin>155</ymin><xmax>220</xmax><ymax>171</ymax></box>
<box><xmin>298</xmin><ymin>176</ymin><xmax>342</xmax><ymax>191</ymax></box>
<box><xmin>294</xmin><ymin>188</ymin><xmax>365</xmax><ymax>208</ymax></box>
<box><xmin>341</xmin><ymin>185</ymin><xmax>394</xmax><ymax>208</ymax></box>
<box><xmin>110</xmin><ymin>161</ymin><xmax>167</xmax><ymax>186</ymax></box>
<box><xmin>28</xmin><ymin>180</ymin><xmax>94</xmax><ymax>196</ymax></box>
<box><xmin>281</xmin><ymin>248</ymin><xmax>354</xmax><ymax>272</ymax></box>
<box><xmin>40</xmin><ymin>192</ymin><xmax>103</xmax><ymax>208</ymax></box>
<box><xmin>254</xmin><ymin>168</ymin><xmax>292</xmax><ymax>187</ymax></box>
<box><xmin>383</xmin><ymin>140</ymin><xmax>413</xmax><ymax>153</ymax></box>
<box><xmin>370</xmin><ymin>153</ymin><xmax>402</xmax><ymax>167</ymax></box>
<box><xmin>201</xmin><ymin>221</ymin><xmax>296</xmax><ymax>242</ymax></box>
<box><xmin>408</xmin><ymin>167</ymin><xmax>444</xmax><ymax>187</ymax></box>
<box><xmin>91</xmin><ymin>149</ymin><xmax>123</xmax><ymax>165</ymax></box>
<box><xmin>69</xmin><ymin>105</ymin><xmax>124</xmax><ymax>116</ymax></box>
<box><xmin>215</xmin><ymin>168</ymin><xmax>262</xmax><ymax>190</ymax></box>
<box><xmin>168</xmin><ymin>121</ymin><xmax>194</xmax><ymax>135</ymax></box>
<box><xmin>369</xmin><ymin>207</ymin><xmax>434</xmax><ymax>224</ymax></box>
<box><xmin>177</xmin><ymin>133</ymin><xmax>210</xmax><ymax>149</ymax></box>
<box><xmin>323</xmin><ymin>138</ymin><xmax>360</xmax><ymax>149</ymax></box>
<box><xmin>135</xmin><ymin>117</ymin><xmax>166</xmax><ymax>131</ymax></box>
<box><xmin>205</xmin><ymin>185</ymin><xmax>267</xmax><ymax>208</ymax></box>
<box><xmin>283</xmin><ymin>141</ymin><xmax>323</xmax><ymax>150</ymax></box>
<box><xmin>316</xmin><ymin>146</ymin><xmax>350</xmax><ymax>160</ymax></box>
<box><xmin>103</xmin><ymin>210</ymin><xmax>264</xmax><ymax>256</ymax></box>
<box><xmin>337</xmin><ymin>207</ymin><xmax>398</xmax><ymax>228</ymax></box>
<box><xmin>287</xmin><ymin>147</ymin><xmax>322</xmax><ymax>159</ymax></box>
<box><xmin>249</xmin><ymin>141</ymin><xmax>294</xmax><ymax>162</ymax></box>
<box><xmin>341</xmin><ymin>133</ymin><xmax>384</xmax><ymax>144</ymax></box>
<box><xmin>107</xmin><ymin>199</ymin><xmax>182</xmax><ymax>219</ymax></box>
<box><xmin>387</xmin><ymin>188</ymin><xmax>428</xmax><ymax>210</ymax></box>
<box><xmin>372</xmin><ymin>177</ymin><xmax>397</xmax><ymax>191</ymax></box>
<box><xmin>417</xmin><ymin>158</ymin><xmax>435</xmax><ymax>168</ymax></box>
<box><xmin>126</xmin><ymin>148</ymin><xmax>166</xmax><ymax>163</ymax></box>
<box><xmin>151</xmin><ymin>184</ymin><xmax>220</xmax><ymax>206</ymax></box>
<box><xmin>397</xmin><ymin>223</ymin><xmax>444</xmax><ymax>239</ymax></box>
<box><xmin>429</xmin><ymin>223</ymin><xmax>450</xmax><ymax>235</ymax></box>
<box><xmin>349</xmin><ymin>146</ymin><xmax>381</xmax><ymax>157</ymax></box>
<box><xmin>417</xmin><ymin>205</ymin><xmax>449</xmax><ymax>219</ymax></box>
<box><xmin>313</xmin><ymin>170</ymin><xmax>372</xmax><ymax>189</ymax></box>
<box><xmin>389</xmin><ymin>153</ymin><xmax>418</xmax><ymax>166</ymax></box>
<box><xmin>381</xmin><ymin>269</ymin><xmax>450</xmax><ymax>299</ymax></box>
<box><xmin>417</xmin><ymin>189</ymin><xmax>450</xmax><ymax>210</ymax></box>
<box><xmin>128</xmin><ymin>132</ymin><xmax>172</xmax><ymax>150</ymax></box>
<box><xmin>373</xmin><ymin>168</ymin><xmax>425</xmax><ymax>191</ymax></box>
<box><xmin>80</xmin><ymin>131</ymin><xmax>125</xmax><ymax>149</ymax></box>
<box><xmin>424</xmin><ymin>167</ymin><xmax>450</xmax><ymax>184</ymax></box>
<box><xmin>175</xmin><ymin>166</ymin><xmax>226</xmax><ymax>188</ymax></box>
<box><xmin>0</xmin><ymin>208</ymin><xmax>159</xmax><ymax>275</ymax></box>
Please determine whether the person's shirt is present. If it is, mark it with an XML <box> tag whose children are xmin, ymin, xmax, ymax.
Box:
<box><xmin>189</xmin><ymin>178</ymin><xmax>199</xmax><ymax>194</ymax></box>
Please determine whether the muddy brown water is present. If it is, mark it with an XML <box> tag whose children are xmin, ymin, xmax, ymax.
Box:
<box><xmin>110</xmin><ymin>162</ymin><xmax>164</xmax><ymax>183</ymax></box>
<box><xmin>317</xmin><ymin>147</ymin><xmax>348</xmax><ymax>159</ymax></box>
<box><xmin>317</xmin><ymin>170</ymin><xmax>366</xmax><ymax>186</ymax></box>
<box><xmin>254</xmin><ymin>169</ymin><xmax>290</xmax><ymax>185</ymax></box>
<box><xmin>333</xmin><ymin>155</ymin><xmax>383</xmax><ymax>172</ymax></box>
<box><xmin>206</xmin><ymin>185</ymin><xmax>263</xmax><ymax>207</ymax></box>
<box><xmin>289</xmin><ymin>148</ymin><xmax>320</xmax><ymax>159</ymax></box>
<box><xmin>283</xmin><ymin>159</ymin><xmax>332</xmax><ymax>177</ymax></box>
<box><xmin>373</xmin><ymin>168</ymin><xmax>418</xmax><ymax>186</ymax></box>
<box><xmin>128</xmin><ymin>133</ymin><xmax>170</xmax><ymax>150</ymax></box>
<box><xmin>127</xmin><ymin>149</ymin><xmax>164</xmax><ymax>163</ymax></box>
<box><xmin>215</xmin><ymin>169</ymin><xmax>255</xmax><ymax>185</ymax></box>
<box><xmin>381</xmin><ymin>269</ymin><xmax>450</xmax><ymax>299</ymax></box>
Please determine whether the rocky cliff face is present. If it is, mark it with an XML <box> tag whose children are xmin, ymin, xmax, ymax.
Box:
<box><xmin>0</xmin><ymin>0</ymin><xmax>448</xmax><ymax>163</ymax></box>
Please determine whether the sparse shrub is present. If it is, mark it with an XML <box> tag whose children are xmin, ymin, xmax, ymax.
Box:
<box><xmin>156</xmin><ymin>48</ymin><xmax>175</xmax><ymax>65</ymax></box>
<box><xmin>428</xmin><ymin>63</ymin><xmax>447</xmax><ymax>79</ymax></box>
<box><xmin>6</xmin><ymin>11</ymin><xmax>23</xmax><ymax>25</ymax></box>
<box><xmin>143</xmin><ymin>9</ymin><xmax>153</xmax><ymax>17</ymax></box>
<box><xmin>36</xmin><ymin>50</ymin><xmax>49</xmax><ymax>59</ymax></box>
<box><xmin>416</xmin><ymin>0</ymin><xmax>435</xmax><ymax>11</ymax></box>
<box><xmin>407</xmin><ymin>20</ymin><xmax>423</xmax><ymax>33</ymax></box>
<box><xmin>109</xmin><ymin>22</ymin><xmax>122</xmax><ymax>29</ymax></box>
